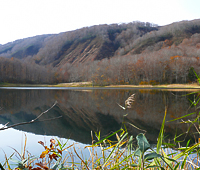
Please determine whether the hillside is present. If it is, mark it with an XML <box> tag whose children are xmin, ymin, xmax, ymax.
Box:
<box><xmin>0</xmin><ymin>19</ymin><xmax>200</xmax><ymax>84</ymax></box>
<box><xmin>0</xmin><ymin>22</ymin><xmax>157</xmax><ymax>65</ymax></box>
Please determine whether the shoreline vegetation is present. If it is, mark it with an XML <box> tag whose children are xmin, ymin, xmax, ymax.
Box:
<box><xmin>1</xmin><ymin>82</ymin><xmax>200</xmax><ymax>90</ymax></box>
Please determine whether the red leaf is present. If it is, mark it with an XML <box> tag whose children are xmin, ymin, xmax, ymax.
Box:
<box><xmin>50</xmin><ymin>139</ymin><xmax>56</xmax><ymax>144</ymax></box>
<box><xmin>57</xmin><ymin>149</ymin><xmax>62</xmax><ymax>155</ymax></box>
<box><xmin>31</xmin><ymin>168</ymin><xmax>42</xmax><ymax>170</ymax></box>
<box><xmin>38</xmin><ymin>141</ymin><xmax>44</xmax><ymax>147</ymax></box>
<box><xmin>52</xmin><ymin>153</ymin><xmax>58</xmax><ymax>161</ymax></box>
<box><xmin>35</xmin><ymin>162</ymin><xmax>49</xmax><ymax>170</ymax></box>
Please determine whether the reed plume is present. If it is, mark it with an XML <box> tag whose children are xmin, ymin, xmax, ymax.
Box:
<box><xmin>117</xmin><ymin>94</ymin><xmax>135</xmax><ymax>110</ymax></box>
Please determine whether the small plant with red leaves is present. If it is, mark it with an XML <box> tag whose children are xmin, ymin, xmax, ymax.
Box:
<box><xmin>4</xmin><ymin>137</ymin><xmax>74</xmax><ymax>170</ymax></box>
<box><xmin>35</xmin><ymin>138</ymin><xmax>70</xmax><ymax>169</ymax></box>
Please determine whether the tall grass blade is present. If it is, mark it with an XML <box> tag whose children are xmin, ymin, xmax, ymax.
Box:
<box><xmin>192</xmin><ymin>67</ymin><xmax>200</xmax><ymax>84</ymax></box>
<box><xmin>181</xmin><ymin>154</ymin><xmax>188</xmax><ymax>169</ymax></box>
<box><xmin>22</xmin><ymin>134</ymin><xmax>27</xmax><ymax>160</ymax></box>
<box><xmin>111</xmin><ymin>152</ymin><xmax>135</xmax><ymax>169</ymax></box>
<box><xmin>91</xmin><ymin>129</ymin><xmax>122</xmax><ymax>146</ymax></box>
<box><xmin>2</xmin><ymin>151</ymin><xmax>14</xmax><ymax>170</ymax></box>
<box><xmin>73</xmin><ymin>146</ymin><xmax>89</xmax><ymax>170</ymax></box>
<box><xmin>169</xmin><ymin>142</ymin><xmax>200</xmax><ymax>167</ymax></box>
<box><xmin>0</xmin><ymin>163</ymin><xmax>5</xmax><ymax>170</ymax></box>
<box><xmin>174</xmin><ymin>162</ymin><xmax>180</xmax><ymax>170</ymax></box>
<box><xmin>128</xmin><ymin>122</ymin><xmax>146</xmax><ymax>132</ymax></box>
<box><xmin>148</xmin><ymin>107</ymin><xmax>168</xmax><ymax>168</ymax></box>
<box><xmin>168</xmin><ymin>112</ymin><xmax>196</xmax><ymax>122</ymax></box>
<box><xmin>127</xmin><ymin>135</ymin><xmax>133</xmax><ymax>154</ymax></box>
<box><xmin>102</xmin><ymin>132</ymin><xmax>128</xmax><ymax>169</ymax></box>
<box><xmin>157</xmin><ymin>106</ymin><xmax>167</xmax><ymax>153</ymax></box>
<box><xmin>160</xmin><ymin>148</ymin><xmax>176</xmax><ymax>170</ymax></box>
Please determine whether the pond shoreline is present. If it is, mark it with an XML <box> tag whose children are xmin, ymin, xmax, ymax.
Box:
<box><xmin>1</xmin><ymin>82</ymin><xmax>200</xmax><ymax>90</ymax></box>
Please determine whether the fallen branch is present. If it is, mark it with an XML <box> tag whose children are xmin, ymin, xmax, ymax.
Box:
<box><xmin>0</xmin><ymin>101</ymin><xmax>59</xmax><ymax>131</ymax></box>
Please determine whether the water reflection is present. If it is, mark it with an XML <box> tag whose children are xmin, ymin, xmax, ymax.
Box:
<box><xmin>0</xmin><ymin>124</ymin><xmax>90</xmax><ymax>164</ymax></box>
<box><xmin>0</xmin><ymin>88</ymin><xmax>198</xmax><ymax>146</ymax></box>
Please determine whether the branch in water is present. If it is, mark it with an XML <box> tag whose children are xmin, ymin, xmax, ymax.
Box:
<box><xmin>0</xmin><ymin>101</ymin><xmax>59</xmax><ymax>131</ymax></box>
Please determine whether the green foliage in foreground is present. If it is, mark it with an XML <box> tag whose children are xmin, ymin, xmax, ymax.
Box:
<box><xmin>1</xmin><ymin>107</ymin><xmax>200</xmax><ymax>170</ymax></box>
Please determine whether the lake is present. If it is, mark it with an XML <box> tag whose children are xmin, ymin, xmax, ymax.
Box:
<box><xmin>0</xmin><ymin>87</ymin><xmax>198</xmax><ymax>162</ymax></box>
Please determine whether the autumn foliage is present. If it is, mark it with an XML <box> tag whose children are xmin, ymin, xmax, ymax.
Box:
<box><xmin>0</xmin><ymin>19</ymin><xmax>200</xmax><ymax>85</ymax></box>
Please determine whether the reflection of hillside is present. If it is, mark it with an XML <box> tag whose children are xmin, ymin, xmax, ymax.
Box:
<box><xmin>0</xmin><ymin>89</ymin><xmax>55</xmax><ymax>114</ymax></box>
<box><xmin>0</xmin><ymin>89</ymin><xmax>197</xmax><ymax>145</ymax></box>
<box><xmin>56</xmin><ymin>90</ymin><xmax>197</xmax><ymax>144</ymax></box>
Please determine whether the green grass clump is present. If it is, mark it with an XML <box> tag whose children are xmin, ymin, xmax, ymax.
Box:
<box><xmin>2</xmin><ymin>124</ymin><xmax>200</xmax><ymax>169</ymax></box>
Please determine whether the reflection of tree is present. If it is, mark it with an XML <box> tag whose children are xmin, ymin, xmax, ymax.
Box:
<box><xmin>0</xmin><ymin>89</ymin><xmax>196</xmax><ymax>145</ymax></box>
<box><xmin>0</xmin><ymin>89</ymin><xmax>55</xmax><ymax>114</ymax></box>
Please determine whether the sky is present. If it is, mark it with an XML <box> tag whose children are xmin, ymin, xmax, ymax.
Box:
<box><xmin>0</xmin><ymin>0</ymin><xmax>200</xmax><ymax>45</ymax></box>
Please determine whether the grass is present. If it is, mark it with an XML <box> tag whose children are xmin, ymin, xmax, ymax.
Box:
<box><xmin>1</xmin><ymin>81</ymin><xmax>200</xmax><ymax>89</ymax></box>
<box><xmin>1</xmin><ymin>120</ymin><xmax>200</xmax><ymax>169</ymax></box>
<box><xmin>0</xmin><ymin>83</ymin><xmax>49</xmax><ymax>87</ymax></box>
<box><xmin>106</xmin><ymin>83</ymin><xmax>200</xmax><ymax>89</ymax></box>
<box><xmin>50</xmin><ymin>82</ymin><xmax>93</xmax><ymax>87</ymax></box>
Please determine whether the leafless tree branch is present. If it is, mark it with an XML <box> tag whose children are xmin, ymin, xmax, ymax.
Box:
<box><xmin>0</xmin><ymin>101</ymin><xmax>59</xmax><ymax>131</ymax></box>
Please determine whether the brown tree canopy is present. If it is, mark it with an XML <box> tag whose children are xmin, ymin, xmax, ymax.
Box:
<box><xmin>0</xmin><ymin>19</ymin><xmax>200</xmax><ymax>84</ymax></box>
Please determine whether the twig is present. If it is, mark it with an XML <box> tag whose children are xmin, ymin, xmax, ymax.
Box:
<box><xmin>73</xmin><ymin>145</ymin><xmax>89</xmax><ymax>170</ymax></box>
<box><xmin>32</xmin><ymin>101</ymin><xmax>58</xmax><ymax>122</ymax></box>
<box><xmin>36</xmin><ymin>115</ymin><xmax>63</xmax><ymax>122</ymax></box>
<box><xmin>179</xmin><ymin>159</ymin><xmax>200</xmax><ymax>168</ymax></box>
<box><xmin>0</xmin><ymin>101</ymin><xmax>59</xmax><ymax>131</ymax></box>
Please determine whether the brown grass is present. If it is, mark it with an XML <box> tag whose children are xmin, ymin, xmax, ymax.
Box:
<box><xmin>50</xmin><ymin>82</ymin><xmax>92</xmax><ymax>87</ymax></box>
<box><xmin>4</xmin><ymin>82</ymin><xmax>200</xmax><ymax>90</ymax></box>
<box><xmin>107</xmin><ymin>83</ymin><xmax>200</xmax><ymax>88</ymax></box>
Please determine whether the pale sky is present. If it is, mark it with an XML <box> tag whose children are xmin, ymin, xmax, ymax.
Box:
<box><xmin>0</xmin><ymin>0</ymin><xmax>200</xmax><ymax>45</ymax></box>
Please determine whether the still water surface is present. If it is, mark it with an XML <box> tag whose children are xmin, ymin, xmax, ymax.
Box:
<box><xmin>0</xmin><ymin>87</ymin><xmax>198</xmax><ymax>162</ymax></box>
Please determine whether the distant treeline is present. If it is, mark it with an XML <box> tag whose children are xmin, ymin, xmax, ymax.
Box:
<box><xmin>0</xmin><ymin>19</ymin><xmax>200</xmax><ymax>84</ymax></box>
<box><xmin>0</xmin><ymin>57</ymin><xmax>56</xmax><ymax>84</ymax></box>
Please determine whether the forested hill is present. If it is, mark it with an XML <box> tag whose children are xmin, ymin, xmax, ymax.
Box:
<box><xmin>0</xmin><ymin>19</ymin><xmax>200</xmax><ymax>85</ymax></box>
<box><xmin>0</xmin><ymin>22</ymin><xmax>158</xmax><ymax>65</ymax></box>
